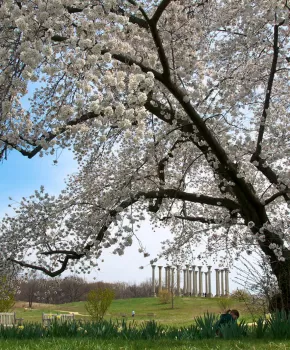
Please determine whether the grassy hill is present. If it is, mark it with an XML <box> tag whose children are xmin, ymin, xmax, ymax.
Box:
<box><xmin>15</xmin><ymin>297</ymin><xmax>250</xmax><ymax>325</ymax></box>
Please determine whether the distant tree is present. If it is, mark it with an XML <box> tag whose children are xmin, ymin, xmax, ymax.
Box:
<box><xmin>18</xmin><ymin>272</ymin><xmax>40</xmax><ymax>308</ymax></box>
<box><xmin>59</xmin><ymin>276</ymin><xmax>89</xmax><ymax>303</ymax></box>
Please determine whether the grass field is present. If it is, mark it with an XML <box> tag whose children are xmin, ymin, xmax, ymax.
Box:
<box><xmin>3</xmin><ymin>298</ymin><xmax>290</xmax><ymax>349</ymax></box>
<box><xmin>1</xmin><ymin>338</ymin><xmax>290</xmax><ymax>350</ymax></box>
<box><xmin>14</xmin><ymin>297</ymin><xmax>250</xmax><ymax>325</ymax></box>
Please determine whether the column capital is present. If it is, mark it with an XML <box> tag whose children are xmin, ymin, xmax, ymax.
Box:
<box><xmin>198</xmin><ymin>266</ymin><xmax>202</xmax><ymax>271</ymax></box>
<box><xmin>151</xmin><ymin>264</ymin><xmax>156</xmax><ymax>268</ymax></box>
<box><xmin>192</xmin><ymin>265</ymin><xmax>196</xmax><ymax>270</ymax></box>
<box><xmin>207</xmin><ymin>265</ymin><xmax>212</xmax><ymax>270</ymax></box>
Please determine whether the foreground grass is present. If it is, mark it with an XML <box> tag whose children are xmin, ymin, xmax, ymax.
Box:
<box><xmin>1</xmin><ymin>338</ymin><xmax>290</xmax><ymax>350</ymax></box>
<box><xmin>15</xmin><ymin>297</ymin><xmax>251</xmax><ymax>325</ymax></box>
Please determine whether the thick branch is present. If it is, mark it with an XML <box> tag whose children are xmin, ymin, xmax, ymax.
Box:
<box><xmin>252</xmin><ymin>24</ymin><xmax>280</xmax><ymax>161</ymax></box>
<box><xmin>162</xmin><ymin>215</ymin><xmax>220</xmax><ymax>224</ymax></box>
<box><xmin>149</xmin><ymin>138</ymin><xmax>190</xmax><ymax>212</ymax></box>
<box><xmin>2</xmin><ymin>111</ymin><xmax>101</xmax><ymax>158</ymax></box>
<box><xmin>8</xmin><ymin>254</ymin><xmax>81</xmax><ymax>277</ymax></box>
<box><xmin>265</xmin><ymin>190</ymin><xmax>290</xmax><ymax>205</ymax></box>
<box><xmin>151</xmin><ymin>0</ymin><xmax>172</xmax><ymax>24</ymax></box>
<box><xmin>251</xmin><ymin>156</ymin><xmax>290</xmax><ymax>202</ymax></box>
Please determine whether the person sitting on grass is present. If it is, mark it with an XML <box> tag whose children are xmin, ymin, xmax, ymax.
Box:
<box><xmin>216</xmin><ymin>309</ymin><xmax>239</xmax><ymax>336</ymax></box>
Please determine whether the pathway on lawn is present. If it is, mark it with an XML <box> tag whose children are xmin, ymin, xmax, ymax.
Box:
<box><xmin>56</xmin><ymin>310</ymin><xmax>90</xmax><ymax>317</ymax></box>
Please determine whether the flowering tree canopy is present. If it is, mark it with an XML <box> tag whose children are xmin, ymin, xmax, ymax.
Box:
<box><xmin>1</xmin><ymin>0</ymin><xmax>290</xmax><ymax>306</ymax></box>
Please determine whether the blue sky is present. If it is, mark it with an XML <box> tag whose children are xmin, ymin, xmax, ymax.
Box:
<box><xmin>0</xmin><ymin>150</ymin><xmax>77</xmax><ymax>214</ymax></box>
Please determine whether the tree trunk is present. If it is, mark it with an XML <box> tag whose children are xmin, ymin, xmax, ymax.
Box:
<box><xmin>271</xmin><ymin>258</ymin><xmax>290</xmax><ymax>313</ymax></box>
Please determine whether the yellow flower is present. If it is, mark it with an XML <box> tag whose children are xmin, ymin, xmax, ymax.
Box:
<box><xmin>117</xmin><ymin>326</ymin><xmax>122</xmax><ymax>333</ymax></box>
<box><xmin>57</xmin><ymin>315</ymin><xmax>61</xmax><ymax>319</ymax></box>
<box><xmin>18</xmin><ymin>325</ymin><xmax>24</xmax><ymax>330</ymax></box>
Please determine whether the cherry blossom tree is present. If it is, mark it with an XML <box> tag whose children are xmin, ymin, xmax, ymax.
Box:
<box><xmin>1</xmin><ymin>1</ymin><xmax>290</xmax><ymax>308</ymax></box>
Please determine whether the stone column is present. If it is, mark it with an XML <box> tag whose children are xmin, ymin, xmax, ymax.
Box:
<box><xmin>176</xmin><ymin>265</ymin><xmax>181</xmax><ymax>296</ymax></box>
<box><xmin>183</xmin><ymin>269</ymin><xmax>187</xmax><ymax>296</ymax></box>
<box><xmin>192</xmin><ymin>265</ymin><xmax>196</xmax><ymax>296</ymax></box>
<box><xmin>151</xmin><ymin>265</ymin><xmax>156</xmax><ymax>297</ymax></box>
<box><xmin>186</xmin><ymin>265</ymin><xmax>190</xmax><ymax>296</ymax></box>
<box><xmin>194</xmin><ymin>271</ymin><xmax>198</xmax><ymax>296</ymax></box>
<box><xmin>215</xmin><ymin>269</ymin><xmax>220</xmax><ymax>297</ymax></box>
<box><xmin>204</xmin><ymin>271</ymin><xmax>208</xmax><ymax>297</ymax></box>
<box><xmin>167</xmin><ymin>266</ymin><xmax>171</xmax><ymax>291</ymax></box>
<box><xmin>165</xmin><ymin>266</ymin><xmax>168</xmax><ymax>289</ymax></box>
<box><xmin>171</xmin><ymin>267</ymin><xmax>175</xmax><ymax>294</ymax></box>
<box><xmin>220</xmin><ymin>269</ymin><xmax>225</xmax><ymax>297</ymax></box>
<box><xmin>189</xmin><ymin>269</ymin><xmax>193</xmax><ymax>296</ymax></box>
<box><xmin>207</xmin><ymin>266</ymin><xmax>212</xmax><ymax>298</ymax></box>
<box><xmin>198</xmin><ymin>266</ymin><xmax>203</xmax><ymax>296</ymax></box>
<box><xmin>224</xmin><ymin>268</ymin><xmax>230</xmax><ymax>297</ymax></box>
<box><xmin>158</xmin><ymin>266</ymin><xmax>162</xmax><ymax>294</ymax></box>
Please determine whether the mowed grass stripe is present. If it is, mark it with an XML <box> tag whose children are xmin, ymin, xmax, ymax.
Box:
<box><xmin>1</xmin><ymin>339</ymin><xmax>290</xmax><ymax>350</ymax></box>
<box><xmin>15</xmin><ymin>297</ymin><xmax>251</xmax><ymax>325</ymax></box>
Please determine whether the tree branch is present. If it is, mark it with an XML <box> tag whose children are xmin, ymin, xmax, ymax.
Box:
<box><xmin>251</xmin><ymin>24</ymin><xmax>280</xmax><ymax>161</ymax></box>
<box><xmin>251</xmin><ymin>155</ymin><xmax>290</xmax><ymax>202</ymax></box>
<box><xmin>265</xmin><ymin>190</ymin><xmax>290</xmax><ymax>205</ymax></box>
<box><xmin>2</xmin><ymin>111</ymin><xmax>101</xmax><ymax>158</ymax></box>
<box><xmin>8</xmin><ymin>254</ymin><xmax>81</xmax><ymax>277</ymax></box>
<box><xmin>161</xmin><ymin>215</ymin><xmax>220</xmax><ymax>224</ymax></box>
<box><xmin>151</xmin><ymin>0</ymin><xmax>172</xmax><ymax>24</ymax></box>
<box><xmin>7</xmin><ymin>188</ymin><xmax>239</xmax><ymax>277</ymax></box>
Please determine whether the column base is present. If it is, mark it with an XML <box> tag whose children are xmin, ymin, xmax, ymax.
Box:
<box><xmin>206</xmin><ymin>293</ymin><xmax>213</xmax><ymax>298</ymax></box>
<box><xmin>198</xmin><ymin>293</ymin><xmax>202</xmax><ymax>297</ymax></box>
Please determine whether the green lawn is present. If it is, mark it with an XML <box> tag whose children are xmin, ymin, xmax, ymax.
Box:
<box><xmin>15</xmin><ymin>297</ymin><xmax>251</xmax><ymax>325</ymax></box>
<box><xmin>1</xmin><ymin>338</ymin><xmax>290</xmax><ymax>350</ymax></box>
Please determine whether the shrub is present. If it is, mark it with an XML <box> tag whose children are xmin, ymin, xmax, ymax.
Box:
<box><xmin>158</xmin><ymin>290</ymin><xmax>171</xmax><ymax>304</ymax></box>
<box><xmin>0</xmin><ymin>276</ymin><xmax>16</xmax><ymax>312</ymax></box>
<box><xmin>85</xmin><ymin>288</ymin><xmax>115</xmax><ymax>321</ymax></box>
<box><xmin>231</xmin><ymin>289</ymin><xmax>251</xmax><ymax>302</ymax></box>
<box><xmin>217</xmin><ymin>297</ymin><xmax>234</xmax><ymax>313</ymax></box>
